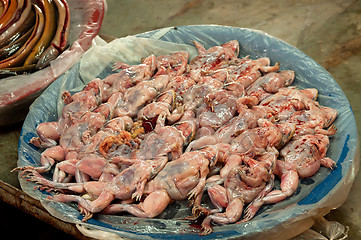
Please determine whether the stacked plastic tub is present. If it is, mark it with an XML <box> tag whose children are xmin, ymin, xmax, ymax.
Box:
<box><xmin>17</xmin><ymin>25</ymin><xmax>359</xmax><ymax>239</ymax></box>
<box><xmin>0</xmin><ymin>0</ymin><xmax>106</xmax><ymax>126</ymax></box>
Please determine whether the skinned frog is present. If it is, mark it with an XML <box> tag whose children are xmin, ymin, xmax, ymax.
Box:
<box><xmin>154</xmin><ymin>51</ymin><xmax>189</xmax><ymax>77</ymax></box>
<box><xmin>102</xmin><ymin>54</ymin><xmax>157</xmax><ymax>101</ymax></box>
<box><xmin>181</xmin><ymin>76</ymin><xmax>223</xmax><ymax>115</ymax></box>
<box><xmin>110</xmin><ymin>119</ymin><xmax>196</xmax><ymax>164</ymax></box>
<box><xmin>237</xmin><ymin>70</ymin><xmax>295</xmax><ymax>107</ymax></box>
<box><xmin>16</xmin><ymin>111</ymin><xmax>107</xmax><ymax>174</ymax></box>
<box><xmin>33</xmin><ymin>144</ymin><xmax>221</xmax><ymax>221</ymax></box>
<box><xmin>259</xmin><ymin>87</ymin><xmax>319</xmax><ymax>122</ymax></box>
<box><xmin>185</xmin><ymin>106</ymin><xmax>269</xmax><ymax>152</ymax></box>
<box><xmin>18</xmin><ymin>116</ymin><xmax>133</xmax><ymax>183</ymax></box>
<box><xmin>184</xmin><ymin>151</ymin><xmax>276</xmax><ymax>235</ymax></box>
<box><xmin>29</xmin><ymin>78</ymin><xmax>104</xmax><ymax>149</ymax></box>
<box><xmin>230</xmin><ymin>118</ymin><xmax>296</xmax><ymax>157</ymax></box>
<box><xmin>243</xmin><ymin>134</ymin><xmax>335</xmax><ymax>220</ymax></box>
<box><xmin>100</xmin><ymin>144</ymin><xmax>227</xmax><ymax>220</ymax></box>
<box><xmin>115</xmin><ymin>75</ymin><xmax>170</xmax><ymax>118</ymax></box>
<box><xmin>286</xmin><ymin>105</ymin><xmax>337</xmax><ymax>138</ymax></box>
<box><xmin>29</xmin><ymin>156</ymin><xmax>169</xmax><ymax>221</ymax></box>
<box><xmin>137</xmin><ymin>90</ymin><xmax>184</xmax><ymax>127</ymax></box>
<box><xmin>197</xmin><ymin>90</ymin><xmax>238</xmax><ymax>130</ymax></box>
<box><xmin>190</xmin><ymin>40</ymin><xmax>239</xmax><ymax>74</ymax></box>
<box><xmin>223</xmin><ymin>57</ymin><xmax>281</xmax><ymax>91</ymax></box>
<box><xmin>199</xmin><ymin>154</ymin><xmax>276</xmax><ymax>235</ymax></box>
<box><xmin>22</xmin><ymin>120</ymin><xmax>135</xmax><ymax>184</ymax></box>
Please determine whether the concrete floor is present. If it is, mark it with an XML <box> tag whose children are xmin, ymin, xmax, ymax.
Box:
<box><xmin>1</xmin><ymin>0</ymin><xmax>360</xmax><ymax>239</ymax></box>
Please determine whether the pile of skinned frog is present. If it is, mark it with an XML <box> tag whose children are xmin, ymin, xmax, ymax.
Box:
<box><xmin>17</xmin><ymin>40</ymin><xmax>338</xmax><ymax>235</ymax></box>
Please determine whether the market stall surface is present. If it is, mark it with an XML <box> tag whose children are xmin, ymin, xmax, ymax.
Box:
<box><xmin>1</xmin><ymin>0</ymin><xmax>360</xmax><ymax>239</ymax></box>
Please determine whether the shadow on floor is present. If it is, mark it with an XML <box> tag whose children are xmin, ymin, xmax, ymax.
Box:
<box><xmin>0</xmin><ymin>200</ymin><xmax>78</xmax><ymax>239</ymax></box>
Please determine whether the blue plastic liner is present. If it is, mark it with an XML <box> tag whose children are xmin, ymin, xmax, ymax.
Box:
<box><xmin>18</xmin><ymin>25</ymin><xmax>359</xmax><ymax>240</ymax></box>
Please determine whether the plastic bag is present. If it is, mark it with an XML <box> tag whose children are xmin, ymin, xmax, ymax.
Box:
<box><xmin>0</xmin><ymin>0</ymin><xmax>106</xmax><ymax>126</ymax></box>
<box><xmin>292</xmin><ymin>217</ymin><xmax>349</xmax><ymax>240</ymax></box>
<box><xmin>18</xmin><ymin>25</ymin><xmax>359</xmax><ymax>240</ymax></box>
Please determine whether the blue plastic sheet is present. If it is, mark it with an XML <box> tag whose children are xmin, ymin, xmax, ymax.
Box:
<box><xmin>18</xmin><ymin>25</ymin><xmax>359</xmax><ymax>240</ymax></box>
